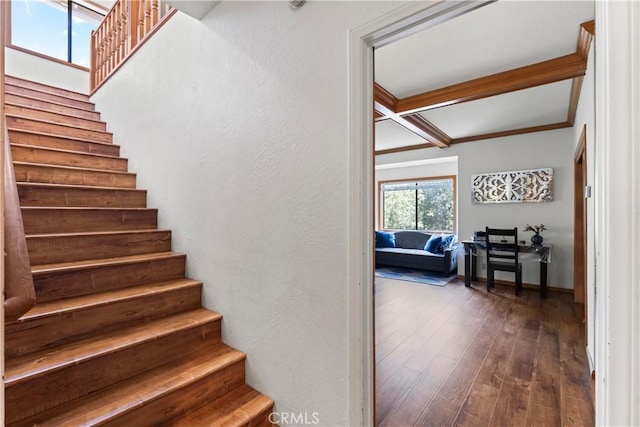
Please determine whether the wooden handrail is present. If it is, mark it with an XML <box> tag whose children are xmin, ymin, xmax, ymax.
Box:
<box><xmin>3</xmin><ymin>119</ymin><xmax>36</xmax><ymax>322</ymax></box>
<box><xmin>90</xmin><ymin>0</ymin><xmax>175</xmax><ymax>92</ymax></box>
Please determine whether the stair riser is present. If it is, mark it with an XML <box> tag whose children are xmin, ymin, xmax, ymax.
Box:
<box><xmin>104</xmin><ymin>360</ymin><xmax>246</xmax><ymax>427</ymax></box>
<box><xmin>14</xmin><ymin>164</ymin><xmax>136</xmax><ymax>188</ymax></box>
<box><xmin>5</xmin><ymin>77</ymin><xmax>90</xmax><ymax>102</ymax></box>
<box><xmin>5</xmin><ymin>104</ymin><xmax>106</xmax><ymax>131</ymax></box>
<box><xmin>18</xmin><ymin>185</ymin><xmax>146</xmax><ymax>208</ymax></box>
<box><xmin>34</xmin><ymin>254</ymin><xmax>186</xmax><ymax>302</ymax></box>
<box><xmin>22</xmin><ymin>208</ymin><xmax>157</xmax><ymax>234</ymax></box>
<box><xmin>5</xmin><ymin>93</ymin><xmax>101</xmax><ymax>121</ymax></box>
<box><xmin>5</xmin><ymin>283</ymin><xmax>202</xmax><ymax>359</ymax></box>
<box><xmin>7</xmin><ymin>116</ymin><xmax>112</xmax><ymax>143</ymax></box>
<box><xmin>27</xmin><ymin>231</ymin><xmax>172</xmax><ymax>265</ymax></box>
<box><xmin>11</xmin><ymin>145</ymin><xmax>128</xmax><ymax>172</ymax></box>
<box><xmin>5</xmin><ymin>84</ymin><xmax>94</xmax><ymax>110</ymax></box>
<box><xmin>5</xmin><ymin>321</ymin><xmax>222</xmax><ymax>424</ymax></box>
<box><xmin>9</xmin><ymin>130</ymin><xmax>119</xmax><ymax>156</ymax></box>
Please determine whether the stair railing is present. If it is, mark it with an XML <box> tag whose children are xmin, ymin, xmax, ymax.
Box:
<box><xmin>90</xmin><ymin>0</ymin><xmax>176</xmax><ymax>92</ymax></box>
<box><xmin>3</xmin><ymin>119</ymin><xmax>36</xmax><ymax>322</ymax></box>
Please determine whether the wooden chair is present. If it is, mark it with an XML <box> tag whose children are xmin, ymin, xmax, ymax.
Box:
<box><xmin>485</xmin><ymin>227</ymin><xmax>523</xmax><ymax>295</ymax></box>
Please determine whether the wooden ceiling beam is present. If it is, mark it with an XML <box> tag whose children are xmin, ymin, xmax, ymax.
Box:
<box><xmin>451</xmin><ymin>121</ymin><xmax>572</xmax><ymax>145</ymax></box>
<box><xmin>568</xmin><ymin>20</ymin><xmax>595</xmax><ymax>126</ymax></box>
<box><xmin>374</xmin><ymin>83</ymin><xmax>451</xmax><ymax>148</ymax></box>
<box><xmin>396</xmin><ymin>53</ymin><xmax>587</xmax><ymax>115</ymax></box>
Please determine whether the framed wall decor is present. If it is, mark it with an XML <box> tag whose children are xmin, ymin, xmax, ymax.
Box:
<box><xmin>471</xmin><ymin>168</ymin><xmax>554</xmax><ymax>204</ymax></box>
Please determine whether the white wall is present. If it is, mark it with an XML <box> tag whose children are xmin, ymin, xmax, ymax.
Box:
<box><xmin>374</xmin><ymin>157</ymin><xmax>458</xmax><ymax>230</ymax></box>
<box><xmin>573</xmin><ymin>43</ymin><xmax>596</xmax><ymax>369</ymax></box>
<box><xmin>4</xmin><ymin>47</ymin><xmax>89</xmax><ymax>94</ymax></box>
<box><xmin>90</xmin><ymin>2</ymin><xmax>409</xmax><ymax>424</ymax></box>
<box><xmin>376</xmin><ymin>129</ymin><xmax>575</xmax><ymax>289</ymax></box>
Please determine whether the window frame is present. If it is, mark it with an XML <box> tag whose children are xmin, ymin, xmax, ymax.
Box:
<box><xmin>378</xmin><ymin>175</ymin><xmax>457</xmax><ymax>233</ymax></box>
<box><xmin>4</xmin><ymin>0</ymin><xmax>106</xmax><ymax>71</ymax></box>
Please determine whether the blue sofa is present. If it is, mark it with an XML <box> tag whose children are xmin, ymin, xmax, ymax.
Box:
<box><xmin>375</xmin><ymin>230</ymin><xmax>459</xmax><ymax>274</ymax></box>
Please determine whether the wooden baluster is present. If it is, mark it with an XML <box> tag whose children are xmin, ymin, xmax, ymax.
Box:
<box><xmin>136</xmin><ymin>0</ymin><xmax>144</xmax><ymax>45</ymax></box>
<box><xmin>114</xmin><ymin>2</ymin><xmax>121</xmax><ymax>65</ymax></box>
<box><xmin>120</xmin><ymin>2</ymin><xmax>127</xmax><ymax>60</ymax></box>
<box><xmin>151</xmin><ymin>0</ymin><xmax>159</xmax><ymax>26</ymax></box>
<box><xmin>144</xmin><ymin>0</ymin><xmax>152</xmax><ymax>36</ymax></box>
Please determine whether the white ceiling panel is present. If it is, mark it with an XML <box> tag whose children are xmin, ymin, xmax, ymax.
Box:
<box><xmin>375</xmin><ymin>120</ymin><xmax>428</xmax><ymax>151</ymax></box>
<box><xmin>419</xmin><ymin>80</ymin><xmax>573</xmax><ymax>139</ymax></box>
<box><xmin>375</xmin><ymin>1</ymin><xmax>595</xmax><ymax>98</ymax></box>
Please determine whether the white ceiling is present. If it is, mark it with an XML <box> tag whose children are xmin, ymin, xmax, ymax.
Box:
<box><xmin>374</xmin><ymin>0</ymin><xmax>595</xmax><ymax>152</ymax></box>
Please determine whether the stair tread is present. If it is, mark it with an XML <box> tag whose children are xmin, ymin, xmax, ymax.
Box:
<box><xmin>5</xmin><ymin>308</ymin><xmax>223</xmax><ymax>385</ymax></box>
<box><xmin>18</xmin><ymin>181</ymin><xmax>142</xmax><ymax>192</ymax></box>
<box><xmin>6</xmin><ymin>114</ymin><xmax>113</xmax><ymax>136</ymax></box>
<box><xmin>12</xmin><ymin>345</ymin><xmax>244</xmax><ymax>427</ymax></box>
<box><xmin>6</xmin><ymin>76</ymin><xmax>91</xmax><ymax>100</ymax></box>
<box><xmin>171</xmin><ymin>385</ymin><xmax>274</xmax><ymax>427</ymax></box>
<box><xmin>5</xmin><ymin>103</ymin><xmax>105</xmax><ymax>126</ymax></box>
<box><xmin>11</xmin><ymin>143</ymin><xmax>123</xmax><ymax>161</ymax></box>
<box><xmin>4</xmin><ymin>91</ymin><xmax>98</xmax><ymax>115</ymax></box>
<box><xmin>26</xmin><ymin>228</ymin><xmax>170</xmax><ymax>238</ymax></box>
<box><xmin>18</xmin><ymin>278</ymin><xmax>201</xmax><ymax>321</ymax></box>
<box><xmin>13</xmin><ymin>161</ymin><xmax>134</xmax><ymax>176</ymax></box>
<box><xmin>32</xmin><ymin>252</ymin><xmax>181</xmax><ymax>275</ymax></box>
<box><xmin>8</xmin><ymin>128</ymin><xmax>117</xmax><ymax>147</ymax></box>
<box><xmin>22</xmin><ymin>206</ymin><xmax>155</xmax><ymax>212</ymax></box>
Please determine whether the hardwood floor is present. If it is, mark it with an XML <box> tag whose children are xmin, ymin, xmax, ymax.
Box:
<box><xmin>375</xmin><ymin>277</ymin><xmax>594</xmax><ymax>427</ymax></box>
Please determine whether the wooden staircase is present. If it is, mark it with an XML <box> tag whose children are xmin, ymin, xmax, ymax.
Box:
<box><xmin>3</xmin><ymin>75</ymin><xmax>274</xmax><ymax>426</ymax></box>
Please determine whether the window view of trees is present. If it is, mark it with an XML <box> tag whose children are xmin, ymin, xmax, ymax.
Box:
<box><xmin>382</xmin><ymin>177</ymin><xmax>455</xmax><ymax>232</ymax></box>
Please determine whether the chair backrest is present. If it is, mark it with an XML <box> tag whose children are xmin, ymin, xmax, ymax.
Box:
<box><xmin>485</xmin><ymin>227</ymin><xmax>519</xmax><ymax>266</ymax></box>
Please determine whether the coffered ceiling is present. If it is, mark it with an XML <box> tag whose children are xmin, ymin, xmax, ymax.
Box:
<box><xmin>374</xmin><ymin>0</ymin><xmax>595</xmax><ymax>154</ymax></box>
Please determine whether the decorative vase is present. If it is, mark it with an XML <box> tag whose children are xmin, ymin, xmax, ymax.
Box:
<box><xmin>531</xmin><ymin>233</ymin><xmax>543</xmax><ymax>245</ymax></box>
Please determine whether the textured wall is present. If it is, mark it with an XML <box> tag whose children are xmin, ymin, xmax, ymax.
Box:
<box><xmin>91</xmin><ymin>1</ymin><xmax>408</xmax><ymax>424</ymax></box>
<box><xmin>376</xmin><ymin>128</ymin><xmax>576</xmax><ymax>289</ymax></box>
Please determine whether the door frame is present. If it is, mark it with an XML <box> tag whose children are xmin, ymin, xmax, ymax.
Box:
<box><xmin>574</xmin><ymin>125</ymin><xmax>588</xmax><ymax>335</ymax></box>
<box><xmin>347</xmin><ymin>1</ymin><xmax>496</xmax><ymax>425</ymax></box>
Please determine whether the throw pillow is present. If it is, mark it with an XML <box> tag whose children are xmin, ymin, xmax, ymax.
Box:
<box><xmin>424</xmin><ymin>235</ymin><xmax>442</xmax><ymax>253</ymax></box>
<box><xmin>375</xmin><ymin>231</ymin><xmax>396</xmax><ymax>248</ymax></box>
<box><xmin>439</xmin><ymin>234</ymin><xmax>455</xmax><ymax>253</ymax></box>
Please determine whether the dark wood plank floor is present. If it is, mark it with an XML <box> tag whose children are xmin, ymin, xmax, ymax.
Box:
<box><xmin>375</xmin><ymin>277</ymin><xmax>594</xmax><ymax>427</ymax></box>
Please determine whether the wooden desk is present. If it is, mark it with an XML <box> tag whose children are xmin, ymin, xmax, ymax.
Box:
<box><xmin>461</xmin><ymin>240</ymin><xmax>551</xmax><ymax>298</ymax></box>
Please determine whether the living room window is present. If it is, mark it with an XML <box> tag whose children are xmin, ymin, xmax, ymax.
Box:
<box><xmin>380</xmin><ymin>176</ymin><xmax>456</xmax><ymax>233</ymax></box>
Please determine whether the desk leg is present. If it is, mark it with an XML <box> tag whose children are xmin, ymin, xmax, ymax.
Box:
<box><xmin>464</xmin><ymin>245</ymin><xmax>471</xmax><ymax>287</ymax></box>
<box><xmin>540</xmin><ymin>261</ymin><xmax>548</xmax><ymax>299</ymax></box>
<box><xmin>471</xmin><ymin>253</ymin><xmax>477</xmax><ymax>281</ymax></box>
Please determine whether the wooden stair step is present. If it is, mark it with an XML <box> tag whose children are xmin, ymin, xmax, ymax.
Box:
<box><xmin>5</xmin><ymin>83</ymin><xmax>94</xmax><ymax>111</ymax></box>
<box><xmin>5</xmin><ymin>278</ymin><xmax>203</xmax><ymax>359</ymax></box>
<box><xmin>8</xmin><ymin>344</ymin><xmax>245</xmax><ymax>427</ymax></box>
<box><xmin>5</xmin><ymin>103</ymin><xmax>107</xmax><ymax>131</ymax></box>
<box><xmin>9</xmin><ymin>129</ymin><xmax>120</xmax><ymax>156</ymax></box>
<box><xmin>4</xmin><ymin>92</ymin><xmax>101</xmax><ymax>121</ymax></box>
<box><xmin>6</xmin><ymin>75</ymin><xmax>91</xmax><ymax>102</ymax></box>
<box><xmin>171</xmin><ymin>384</ymin><xmax>274</xmax><ymax>427</ymax></box>
<box><xmin>14</xmin><ymin>162</ymin><xmax>136</xmax><ymax>188</ymax></box>
<box><xmin>18</xmin><ymin>182</ymin><xmax>146</xmax><ymax>208</ymax></box>
<box><xmin>6</xmin><ymin>115</ymin><xmax>113</xmax><ymax>143</ymax></box>
<box><xmin>22</xmin><ymin>207</ymin><xmax>158</xmax><ymax>234</ymax></box>
<box><xmin>11</xmin><ymin>144</ymin><xmax>127</xmax><ymax>172</ymax></box>
<box><xmin>32</xmin><ymin>252</ymin><xmax>187</xmax><ymax>302</ymax></box>
<box><xmin>26</xmin><ymin>229</ymin><xmax>172</xmax><ymax>265</ymax></box>
<box><xmin>5</xmin><ymin>309</ymin><xmax>224</xmax><ymax>424</ymax></box>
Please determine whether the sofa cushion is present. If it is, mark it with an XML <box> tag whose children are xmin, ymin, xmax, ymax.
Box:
<box><xmin>425</xmin><ymin>235</ymin><xmax>442</xmax><ymax>253</ymax></box>
<box><xmin>439</xmin><ymin>234</ymin><xmax>455</xmax><ymax>253</ymax></box>
<box><xmin>375</xmin><ymin>231</ymin><xmax>396</xmax><ymax>248</ymax></box>
<box><xmin>376</xmin><ymin>247</ymin><xmax>445</xmax><ymax>257</ymax></box>
<box><xmin>394</xmin><ymin>231</ymin><xmax>432</xmax><ymax>249</ymax></box>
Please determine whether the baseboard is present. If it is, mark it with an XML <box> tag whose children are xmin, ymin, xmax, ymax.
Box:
<box><xmin>586</xmin><ymin>345</ymin><xmax>595</xmax><ymax>377</ymax></box>
<box><xmin>456</xmin><ymin>275</ymin><xmax>573</xmax><ymax>294</ymax></box>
